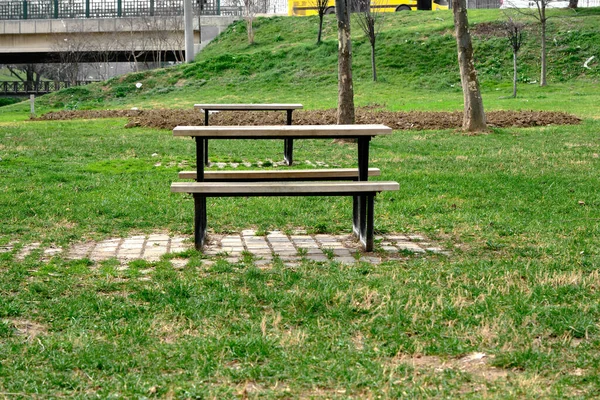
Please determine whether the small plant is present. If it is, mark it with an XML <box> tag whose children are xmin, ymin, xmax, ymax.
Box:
<box><xmin>322</xmin><ymin>247</ymin><xmax>334</xmax><ymax>260</ymax></box>
<box><xmin>312</xmin><ymin>222</ymin><xmax>328</xmax><ymax>234</ymax></box>
<box><xmin>241</xmin><ymin>250</ymin><xmax>255</xmax><ymax>263</ymax></box>
<box><xmin>296</xmin><ymin>247</ymin><xmax>308</xmax><ymax>257</ymax></box>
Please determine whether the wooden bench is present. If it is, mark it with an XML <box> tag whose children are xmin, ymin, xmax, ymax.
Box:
<box><xmin>171</xmin><ymin>181</ymin><xmax>399</xmax><ymax>251</ymax></box>
<box><xmin>177</xmin><ymin>168</ymin><xmax>381</xmax><ymax>181</ymax></box>
<box><xmin>194</xmin><ymin>103</ymin><xmax>303</xmax><ymax>166</ymax></box>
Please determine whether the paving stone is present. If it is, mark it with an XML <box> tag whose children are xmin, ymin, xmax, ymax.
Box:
<box><xmin>269</xmin><ymin>238</ymin><xmax>292</xmax><ymax>244</ymax></box>
<box><xmin>304</xmin><ymin>248</ymin><xmax>325</xmax><ymax>255</ymax></box>
<box><xmin>250</xmin><ymin>249</ymin><xmax>272</xmax><ymax>255</ymax></box>
<box><xmin>408</xmin><ymin>234</ymin><xmax>425</xmax><ymax>241</ymax></box>
<box><xmin>360</xmin><ymin>256</ymin><xmax>381</xmax><ymax>264</ymax></box>
<box><xmin>283</xmin><ymin>262</ymin><xmax>300</xmax><ymax>268</ymax></box>
<box><xmin>334</xmin><ymin>257</ymin><xmax>356</xmax><ymax>265</ymax></box>
<box><xmin>16</xmin><ymin>243</ymin><xmax>41</xmax><ymax>260</ymax></box>
<box><xmin>170</xmin><ymin>245</ymin><xmax>189</xmax><ymax>253</ymax></box>
<box><xmin>307</xmin><ymin>255</ymin><xmax>329</xmax><ymax>262</ymax></box>
<box><xmin>270</xmin><ymin>245</ymin><xmax>295</xmax><ymax>251</ymax></box>
<box><xmin>42</xmin><ymin>248</ymin><xmax>63</xmax><ymax>259</ymax></box>
<box><xmin>333</xmin><ymin>249</ymin><xmax>352</xmax><ymax>257</ymax></box>
<box><xmin>278</xmin><ymin>254</ymin><xmax>300</xmax><ymax>260</ymax></box>
<box><xmin>147</xmin><ymin>234</ymin><xmax>169</xmax><ymax>241</ymax></box>
<box><xmin>96</xmin><ymin>239</ymin><xmax>120</xmax><ymax>247</ymax></box>
<box><xmin>90</xmin><ymin>252</ymin><xmax>116</xmax><ymax>261</ymax></box>
<box><xmin>171</xmin><ymin>259</ymin><xmax>188</xmax><ymax>269</ymax></box>
<box><xmin>290</xmin><ymin>236</ymin><xmax>313</xmax><ymax>241</ymax></box>
<box><xmin>386</xmin><ymin>235</ymin><xmax>409</xmax><ymax>241</ymax></box>
<box><xmin>381</xmin><ymin>246</ymin><xmax>398</xmax><ymax>252</ymax></box>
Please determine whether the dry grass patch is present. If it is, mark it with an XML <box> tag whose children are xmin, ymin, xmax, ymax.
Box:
<box><xmin>390</xmin><ymin>352</ymin><xmax>510</xmax><ymax>382</ymax></box>
<box><xmin>6</xmin><ymin>318</ymin><xmax>48</xmax><ymax>341</ymax></box>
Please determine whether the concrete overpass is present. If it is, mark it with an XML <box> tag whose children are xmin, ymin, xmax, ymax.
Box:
<box><xmin>0</xmin><ymin>15</ymin><xmax>240</xmax><ymax>63</ymax></box>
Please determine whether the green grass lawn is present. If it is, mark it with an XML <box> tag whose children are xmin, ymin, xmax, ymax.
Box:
<box><xmin>1</xmin><ymin>8</ymin><xmax>600</xmax><ymax>398</ymax></box>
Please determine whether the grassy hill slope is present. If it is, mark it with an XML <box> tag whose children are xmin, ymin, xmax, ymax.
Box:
<box><xmin>29</xmin><ymin>8</ymin><xmax>600</xmax><ymax>116</ymax></box>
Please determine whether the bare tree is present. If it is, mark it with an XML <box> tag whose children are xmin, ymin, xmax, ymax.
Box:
<box><xmin>568</xmin><ymin>0</ymin><xmax>578</xmax><ymax>8</ymax></box>
<box><xmin>53</xmin><ymin>34</ymin><xmax>93</xmax><ymax>83</ymax></box>
<box><xmin>336</xmin><ymin>0</ymin><xmax>355</xmax><ymax>124</ymax></box>
<box><xmin>505</xmin><ymin>0</ymin><xmax>561</xmax><ymax>86</ymax></box>
<box><xmin>354</xmin><ymin>0</ymin><xmax>385</xmax><ymax>81</ymax></box>
<box><xmin>314</xmin><ymin>0</ymin><xmax>329</xmax><ymax>44</ymax></box>
<box><xmin>242</xmin><ymin>0</ymin><xmax>257</xmax><ymax>44</ymax></box>
<box><xmin>504</xmin><ymin>16</ymin><xmax>524</xmax><ymax>98</ymax></box>
<box><xmin>88</xmin><ymin>32</ymin><xmax>118</xmax><ymax>80</ymax></box>
<box><xmin>5</xmin><ymin>65</ymin><xmax>43</xmax><ymax>82</ymax></box>
<box><xmin>119</xmin><ymin>18</ymin><xmax>151</xmax><ymax>72</ymax></box>
<box><xmin>452</xmin><ymin>0</ymin><xmax>487</xmax><ymax>131</ymax></box>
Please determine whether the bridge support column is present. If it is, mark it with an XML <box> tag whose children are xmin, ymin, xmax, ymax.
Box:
<box><xmin>184</xmin><ymin>0</ymin><xmax>195</xmax><ymax>62</ymax></box>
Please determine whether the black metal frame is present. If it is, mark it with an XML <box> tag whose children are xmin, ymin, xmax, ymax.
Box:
<box><xmin>192</xmin><ymin>191</ymin><xmax>377</xmax><ymax>251</ymax></box>
<box><xmin>189</xmin><ymin>134</ymin><xmax>377</xmax><ymax>251</ymax></box>
<box><xmin>202</xmin><ymin>108</ymin><xmax>297</xmax><ymax>166</ymax></box>
<box><xmin>0</xmin><ymin>80</ymin><xmax>94</xmax><ymax>95</ymax></box>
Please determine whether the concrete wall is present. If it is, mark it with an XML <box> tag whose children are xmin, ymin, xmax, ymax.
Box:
<box><xmin>0</xmin><ymin>15</ymin><xmax>238</xmax><ymax>54</ymax></box>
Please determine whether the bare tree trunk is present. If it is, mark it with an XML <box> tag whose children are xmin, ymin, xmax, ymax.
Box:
<box><xmin>512</xmin><ymin>51</ymin><xmax>518</xmax><ymax>98</ymax></box>
<box><xmin>568</xmin><ymin>0</ymin><xmax>578</xmax><ymax>8</ymax></box>
<box><xmin>540</xmin><ymin>19</ymin><xmax>547</xmax><ymax>86</ymax></box>
<box><xmin>336</xmin><ymin>0</ymin><xmax>355</xmax><ymax>124</ymax></box>
<box><xmin>371</xmin><ymin>45</ymin><xmax>377</xmax><ymax>82</ymax></box>
<box><xmin>453</xmin><ymin>0</ymin><xmax>486</xmax><ymax>132</ymax></box>
<box><xmin>318</xmin><ymin>14</ymin><xmax>324</xmax><ymax>43</ymax></box>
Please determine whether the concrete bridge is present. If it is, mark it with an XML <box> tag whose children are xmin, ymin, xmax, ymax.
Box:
<box><xmin>0</xmin><ymin>14</ymin><xmax>240</xmax><ymax>63</ymax></box>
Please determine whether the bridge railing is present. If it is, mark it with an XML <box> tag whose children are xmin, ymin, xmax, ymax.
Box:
<box><xmin>0</xmin><ymin>0</ymin><xmax>241</xmax><ymax>20</ymax></box>
<box><xmin>1</xmin><ymin>80</ymin><xmax>96</xmax><ymax>94</ymax></box>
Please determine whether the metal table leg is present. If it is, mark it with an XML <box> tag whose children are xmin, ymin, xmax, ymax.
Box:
<box><xmin>204</xmin><ymin>109</ymin><xmax>209</xmax><ymax>166</ymax></box>
<box><xmin>284</xmin><ymin>109</ymin><xmax>293</xmax><ymax>165</ymax></box>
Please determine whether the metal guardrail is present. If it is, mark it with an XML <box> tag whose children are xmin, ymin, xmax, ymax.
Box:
<box><xmin>0</xmin><ymin>0</ymin><xmax>242</xmax><ymax>20</ymax></box>
<box><xmin>1</xmin><ymin>80</ymin><xmax>95</xmax><ymax>94</ymax></box>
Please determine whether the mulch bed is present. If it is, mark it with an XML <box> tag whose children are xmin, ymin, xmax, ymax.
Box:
<box><xmin>35</xmin><ymin>108</ymin><xmax>581</xmax><ymax>131</ymax></box>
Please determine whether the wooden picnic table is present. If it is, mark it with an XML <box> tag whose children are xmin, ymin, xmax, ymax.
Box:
<box><xmin>194</xmin><ymin>103</ymin><xmax>303</xmax><ymax>165</ymax></box>
<box><xmin>172</xmin><ymin>124</ymin><xmax>398</xmax><ymax>251</ymax></box>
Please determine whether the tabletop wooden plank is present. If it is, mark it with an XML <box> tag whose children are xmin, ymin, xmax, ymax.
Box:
<box><xmin>171</xmin><ymin>181</ymin><xmax>399</xmax><ymax>194</ymax></box>
<box><xmin>178</xmin><ymin>168</ymin><xmax>381</xmax><ymax>180</ymax></box>
<box><xmin>194</xmin><ymin>104</ymin><xmax>303</xmax><ymax>110</ymax></box>
<box><xmin>173</xmin><ymin>124</ymin><xmax>392</xmax><ymax>137</ymax></box>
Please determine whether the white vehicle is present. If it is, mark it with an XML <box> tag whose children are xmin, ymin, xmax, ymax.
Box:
<box><xmin>499</xmin><ymin>0</ymin><xmax>569</xmax><ymax>8</ymax></box>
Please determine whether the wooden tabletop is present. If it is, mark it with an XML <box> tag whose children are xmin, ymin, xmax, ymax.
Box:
<box><xmin>173</xmin><ymin>124</ymin><xmax>392</xmax><ymax>138</ymax></box>
<box><xmin>194</xmin><ymin>104</ymin><xmax>303</xmax><ymax>110</ymax></box>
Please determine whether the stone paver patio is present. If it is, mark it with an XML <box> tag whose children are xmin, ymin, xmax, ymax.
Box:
<box><xmin>2</xmin><ymin>230</ymin><xmax>449</xmax><ymax>266</ymax></box>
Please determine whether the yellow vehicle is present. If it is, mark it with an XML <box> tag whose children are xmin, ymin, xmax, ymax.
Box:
<box><xmin>288</xmin><ymin>0</ymin><xmax>449</xmax><ymax>16</ymax></box>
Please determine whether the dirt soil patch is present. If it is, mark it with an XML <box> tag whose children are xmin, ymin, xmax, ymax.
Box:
<box><xmin>35</xmin><ymin>107</ymin><xmax>581</xmax><ymax>131</ymax></box>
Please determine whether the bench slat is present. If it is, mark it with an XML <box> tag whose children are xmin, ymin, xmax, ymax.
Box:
<box><xmin>173</xmin><ymin>124</ymin><xmax>392</xmax><ymax>138</ymax></box>
<box><xmin>194</xmin><ymin>104</ymin><xmax>303</xmax><ymax>111</ymax></box>
<box><xmin>178</xmin><ymin>168</ymin><xmax>381</xmax><ymax>180</ymax></box>
<box><xmin>171</xmin><ymin>181</ymin><xmax>399</xmax><ymax>195</ymax></box>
